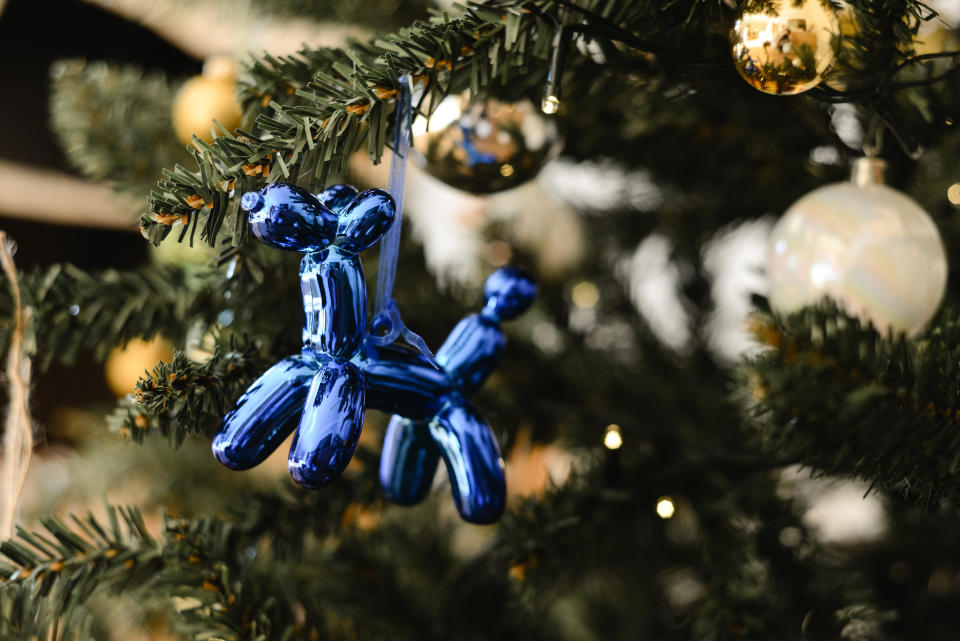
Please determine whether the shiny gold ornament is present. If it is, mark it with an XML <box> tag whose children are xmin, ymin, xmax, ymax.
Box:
<box><xmin>171</xmin><ymin>56</ymin><xmax>243</xmax><ymax>144</ymax></box>
<box><xmin>730</xmin><ymin>0</ymin><xmax>839</xmax><ymax>95</ymax></box>
<box><xmin>819</xmin><ymin>9</ymin><xmax>858</xmax><ymax>91</ymax></box>
<box><xmin>914</xmin><ymin>22</ymin><xmax>960</xmax><ymax>57</ymax></box>
<box><xmin>412</xmin><ymin>95</ymin><xmax>560</xmax><ymax>194</ymax></box>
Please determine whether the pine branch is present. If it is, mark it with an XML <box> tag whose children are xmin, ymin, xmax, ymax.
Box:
<box><xmin>0</xmin><ymin>240</ymin><xmax>303</xmax><ymax>371</ymax></box>
<box><xmin>741</xmin><ymin>303</ymin><xmax>960</xmax><ymax>509</ymax></box>
<box><xmin>167</xmin><ymin>0</ymin><xmax>438</xmax><ymax>31</ymax></box>
<box><xmin>142</xmin><ymin>0</ymin><xmax>576</xmax><ymax>247</ymax></box>
<box><xmin>50</xmin><ymin>59</ymin><xmax>193</xmax><ymax>197</ymax></box>
<box><xmin>142</xmin><ymin>0</ymin><xmax>944</xmax><ymax>249</ymax></box>
<box><xmin>0</xmin><ymin>505</ymin><xmax>162</xmax><ymax>617</ymax></box>
<box><xmin>109</xmin><ymin>341</ymin><xmax>269</xmax><ymax>446</ymax></box>
<box><xmin>0</xmin><ymin>263</ymin><xmax>212</xmax><ymax>369</ymax></box>
<box><xmin>0</xmin><ymin>455</ymin><xmax>884</xmax><ymax>641</ymax></box>
<box><xmin>1</xmin><ymin>493</ymin><xmax>377</xmax><ymax>641</ymax></box>
<box><xmin>0</xmin><ymin>582</ymin><xmax>96</xmax><ymax>640</ymax></box>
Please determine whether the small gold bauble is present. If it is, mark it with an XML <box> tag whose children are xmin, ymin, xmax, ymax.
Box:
<box><xmin>412</xmin><ymin>95</ymin><xmax>560</xmax><ymax>194</ymax></box>
<box><xmin>171</xmin><ymin>56</ymin><xmax>243</xmax><ymax>144</ymax></box>
<box><xmin>730</xmin><ymin>0</ymin><xmax>839</xmax><ymax>95</ymax></box>
<box><xmin>105</xmin><ymin>336</ymin><xmax>173</xmax><ymax>397</ymax></box>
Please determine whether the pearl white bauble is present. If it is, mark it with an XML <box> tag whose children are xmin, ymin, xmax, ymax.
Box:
<box><xmin>767</xmin><ymin>164</ymin><xmax>947</xmax><ymax>335</ymax></box>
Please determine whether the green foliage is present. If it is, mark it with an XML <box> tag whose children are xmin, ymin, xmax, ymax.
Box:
<box><xmin>109</xmin><ymin>341</ymin><xmax>268</xmax><ymax>445</ymax></box>
<box><xmin>1</xmin><ymin>459</ymin><xmax>870</xmax><ymax>641</ymax></box>
<box><xmin>0</xmin><ymin>505</ymin><xmax>161</xmax><ymax>625</ymax></box>
<box><xmin>145</xmin><ymin>0</ymin><xmax>557</xmax><ymax>247</ymax></box>
<box><xmin>0</xmin><ymin>262</ymin><xmax>210</xmax><ymax>369</ymax></box>
<box><xmin>0</xmin><ymin>582</ymin><xmax>95</xmax><ymax>641</ymax></box>
<box><xmin>50</xmin><ymin>59</ymin><xmax>193</xmax><ymax>197</ymax></box>
<box><xmin>140</xmin><ymin>0</ymin><xmax>949</xmax><ymax>250</ymax></box>
<box><xmin>0</xmin><ymin>238</ymin><xmax>305</xmax><ymax>372</ymax></box>
<box><xmin>742</xmin><ymin>303</ymin><xmax>960</xmax><ymax>509</ymax></box>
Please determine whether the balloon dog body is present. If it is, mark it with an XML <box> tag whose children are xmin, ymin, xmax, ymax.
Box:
<box><xmin>212</xmin><ymin>183</ymin><xmax>535</xmax><ymax>523</ymax></box>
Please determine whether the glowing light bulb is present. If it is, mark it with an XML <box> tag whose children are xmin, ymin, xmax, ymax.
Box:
<box><xmin>948</xmin><ymin>183</ymin><xmax>960</xmax><ymax>206</ymax></box>
<box><xmin>571</xmin><ymin>281</ymin><xmax>599</xmax><ymax>308</ymax></box>
<box><xmin>541</xmin><ymin>95</ymin><xmax>560</xmax><ymax>115</ymax></box>
<box><xmin>603</xmin><ymin>424</ymin><xmax>622</xmax><ymax>450</ymax></box>
<box><xmin>656</xmin><ymin>496</ymin><xmax>675</xmax><ymax>519</ymax></box>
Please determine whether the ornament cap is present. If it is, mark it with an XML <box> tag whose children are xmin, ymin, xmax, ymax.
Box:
<box><xmin>851</xmin><ymin>156</ymin><xmax>887</xmax><ymax>187</ymax></box>
<box><xmin>482</xmin><ymin>267</ymin><xmax>537</xmax><ymax>321</ymax></box>
<box><xmin>202</xmin><ymin>55</ymin><xmax>236</xmax><ymax>81</ymax></box>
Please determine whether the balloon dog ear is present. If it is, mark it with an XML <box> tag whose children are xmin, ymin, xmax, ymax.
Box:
<box><xmin>242</xmin><ymin>183</ymin><xmax>338</xmax><ymax>253</ymax></box>
<box><xmin>333</xmin><ymin>189</ymin><xmax>396</xmax><ymax>254</ymax></box>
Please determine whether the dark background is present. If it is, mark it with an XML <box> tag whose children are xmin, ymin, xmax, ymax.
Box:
<box><xmin>0</xmin><ymin>0</ymin><xmax>199</xmax><ymax>430</ymax></box>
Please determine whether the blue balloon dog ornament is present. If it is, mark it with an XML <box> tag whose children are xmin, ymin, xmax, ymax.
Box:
<box><xmin>212</xmin><ymin>182</ymin><xmax>536</xmax><ymax>524</ymax></box>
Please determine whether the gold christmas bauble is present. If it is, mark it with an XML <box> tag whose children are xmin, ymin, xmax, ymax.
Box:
<box><xmin>412</xmin><ymin>95</ymin><xmax>560</xmax><ymax>194</ymax></box>
<box><xmin>171</xmin><ymin>56</ymin><xmax>243</xmax><ymax>144</ymax></box>
<box><xmin>730</xmin><ymin>0</ymin><xmax>839</xmax><ymax>95</ymax></box>
<box><xmin>105</xmin><ymin>336</ymin><xmax>173</xmax><ymax>397</ymax></box>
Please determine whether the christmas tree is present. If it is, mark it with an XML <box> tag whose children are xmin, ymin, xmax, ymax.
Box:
<box><xmin>3</xmin><ymin>0</ymin><xmax>960</xmax><ymax>638</ymax></box>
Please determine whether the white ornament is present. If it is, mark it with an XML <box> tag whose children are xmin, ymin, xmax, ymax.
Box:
<box><xmin>767</xmin><ymin>158</ymin><xmax>947</xmax><ymax>335</ymax></box>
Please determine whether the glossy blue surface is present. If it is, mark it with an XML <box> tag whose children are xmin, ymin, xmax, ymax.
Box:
<box><xmin>212</xmin><ymin>353</ymin><xmax>319</xmax><ymax>470</ymax></box>
<box><xmin>247</xmin><ymin>183</ymin><xmax>339</xmax><ymax>253</ymax></box>
<box><xmin>288</xmin><ymin>359</ymin><xmax>366</xmax><ymax>488</ymax></box>
<box><xmin>215</xmin><ymin>181</ymin><xmax>535</xmax><ymax>523</ymax></box>
<box><xmin>430</xmin><ymin>398</ymin><xmax>506</xmax><ymax>524</ymax></box>
<box><xmin>435</xmin><ymin>315</ymin><xmax>505</xmax><ymax>395</ymax></box>
<box><xmin>377</xmin><ymin>267</ymin><xmax>536</xmax><ymax>522</ymax></box>
<box><xmin>301</xmin><ymin>250</ymin><xmax>367</xmax><ymax>357</ymax></box>
<box><xmin>353</xmin><ymin>339</ymin><xmax>452</xmax><ymax>419</ymax></box>
<box><xmin>482</xmin><ymin>266</ymin><xmax>537</xmax><ymax>321</ymax></box>
<box><xmin>335</xmin><ymin>189</ymin><xmax>397</xmax><ymax>253</ymax></box>
<box><xmin>317</xmin><ymin>183</ymin><xmax>358</xmax><ymax>213</ymax></box>
<box><xmin>379</xmin><ymin>416</ymin><xmax>439</xmax><ymax>505</ymax></box>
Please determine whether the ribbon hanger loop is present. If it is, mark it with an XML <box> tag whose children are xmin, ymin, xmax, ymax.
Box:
<box><xmin>369</xmin><ymin>75</ymin><xmax>439</xmax><ymax>366</ymax></box>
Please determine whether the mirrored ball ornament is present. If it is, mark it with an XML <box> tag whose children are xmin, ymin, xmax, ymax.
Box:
<box><xmin>767</xmin><ymin>158</ymin><xmax>948</xmax><ymax>336</ymax></box>
<box><xmin>731</xmin><ymin>0</ymin><xmax>839</xmax><ymax>95</ymax></box>
<box><xmin>412</xmin><ymin>95</ymin><xmax>560</xmax><ymax>194</ymax></box>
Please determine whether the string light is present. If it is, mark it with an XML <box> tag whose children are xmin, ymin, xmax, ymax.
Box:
<box><xmin>603</xmin><ymin>424</ymin><xmax>622</xmax><ymax>450</ymax></box>
<box><xmin>541</xmin><ymin>94</ymin><xmax>560</xmax><ymax>115</ymax></box>
<box><xmin>541</xmin><ymin>26</ymin><xmax>567</xmax><ymax>115</ymax></box>
<box><xmin>947</xmin><ymin>183</ymin><xmax>960</xmax><ymax>206</ymax></box>
<box><xmin>571</xmin><ymin>281</ymin><xmax>599</xmax><ymax>308</ymax></box>
<box><xmin>656</xmin><ymin>496</ymin><xmax>675</xmax><ymax>519</ymax></box>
